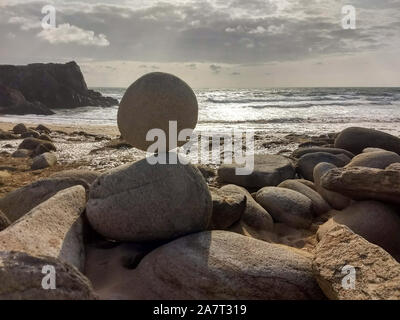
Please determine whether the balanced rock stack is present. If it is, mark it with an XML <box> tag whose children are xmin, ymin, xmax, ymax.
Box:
<box><xmin>2</xmin><ymin>72</ymin><xmax>400</xmax><ymax>300</ymax></box>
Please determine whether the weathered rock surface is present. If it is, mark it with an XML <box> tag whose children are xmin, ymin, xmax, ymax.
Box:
<box><xmin>313</xmin><ymin>163</ymin><xmax>351</xmax><ymax>210</ymax></box>
<box><xmin>297</xmin><ymin>152</ymin><xmax>351</xmax><ymax>181</ymax></box>
<box><xmin>0</xmin><ymin>210</ymin><xmax>10</xmax><ymax>231</ymax></box>
<box><xmin>256</xmin><ymin>187</ymin><xmax>313</xmax><ymax>229</ymax></box>
<box><xmin>346</xmin><ymin>150</ymin><xmax>400</xmax><ymax>169</ymax></box>
<box><xmin>210</xmin><ymin>187</ymin><xmax>246</xmax><ymax>230</ymax></box>
<box><xmin>86</xmin><ymin>154</ymin><xmax>212</xmax><ymax>242</ymax></box>
<box><xmin>51</xmin><ymin>169</ymin><xmax>101</xmax><ymax>185</ymax></box>
<box><xmin>292</xmin><ymin>147</ymin><xmax>354</xmax><ymax>159</ymax></box>
<box><xmin>117</xmin><ymin>72</ymin><xmax>198</xmax><ymax>151</ymax></box>
<box><xmin>317</xmin><ymin>201</ymin><xmax>400</xmax><ymax>262</ymax></box>
<box><xmin>0</xmin><ymin>252</ymin><xmax>96</xmax><ymax>300</ymax></box>
<box><xmin>0</xmin><ymin>177</ymin><xmax>89</xmax><ymax>222</ymax></box>
<box><xmin>320</xmin><ymin>166</ymin><xmax>400</xmax><ymax>204</ymax></box>
<box><xmin>121</xmin><ymin>231</ymin><xmax>324</xmax><ymax>300</ymax></box>
<box><xmin>278</xmin><ymin>180</ymin><xmax>330</xmax><ymax>216</ymax></box>
<box><xmin>218</xmin><ymin>154</ymin><xmax>295</xmax><ymax>189</ymax></box>
<box><xmin>0</xmin><ymin>186</ymin><xmax>87</xmax><ymax>271</ymax></box>
<box><xmin>335</xmin><ymin>127</ymin><xmax>400</xmax><ymax>155</ymax></box>
<box><xmin>0</xmin><ymin>62</ymin><xmax>118</xmax><ymax>114</ymax></box>
<box><xmin>31</xmin><ymin>152</ymin><xmax>57</xmax><ymax>170</ymax></box>
<box><xmin>313</xmin><ymin>224</ymin><xmax>400</xmax><ymax>300</ymax></box>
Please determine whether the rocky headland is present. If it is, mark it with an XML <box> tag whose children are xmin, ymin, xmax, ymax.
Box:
<box><xmin>0</xmin><ymin>61</ymin><xmax>118</xmax><ymax>115</ymax></box>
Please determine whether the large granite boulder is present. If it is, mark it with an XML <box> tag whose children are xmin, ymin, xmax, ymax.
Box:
<box><xmin>218</xmin><ymin>154</ymin><xmax>295</xmax><ymax>189</ymax></box>
<box><xmin>0</xmin><ymin>84</ymin><xmax>54</xmax><ymax>115</ymax></box>
<box><xmin>0</xmin><ymin>61</ymin><xmax>118</xmax><ymax>115</ymax></box>
<box><xmin>317</xmin><ymin>201</ymin><xmax>400</xmax><ymax>262</ymax></box>
<box><xmin>0</xmin><ymin>252</ymin><xmax>96</xmax><ymax>300</ymax></box>
<box><xmin>119</xmin><ymin>231</ymin><xmax>324</xmax><ymax>300</ymax></box>
<box><xmin>117</xmin><ymin>72</ymin><xmax>198</xmax><ymax>152</ymax></box>
<box><xmin>0</xmin><ymin>177</ymin><xmax>89</xmax><ymax>222</ymax></box>
<box><xmin>313</xmin><ymin>224</ymin><xmax>400</xmax><ymax>300</ymax></box>
<box><xmin>256</xmin><ymin>187</ymin><xmax>313</xmax><ymax>229</ymax></box>
<box><xmin>335</xmin><ymin>127</ymin><xmax>400</xmax><ymax>155</ymax></box>
<box><xmin>320</xmin><ymin>165</ymin><xmax>400</xmax><ymax>204</ymax></box>
<box><xmin>0</xmin><ymin>186</ymin><xmax>87</xmax><ymax>271</ymax></box>
<box><xmin>86</xmin><ymin>154</ymin><xmax>212</xmax><ymax>242</ymax></box>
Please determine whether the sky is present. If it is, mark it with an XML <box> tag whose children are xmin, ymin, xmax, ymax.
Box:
<box><xmin>1</xmin><ymin>0</ymin><xmax>400</xmax><ymax>88</ymax></box>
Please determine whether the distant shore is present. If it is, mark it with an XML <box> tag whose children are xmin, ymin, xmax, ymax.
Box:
<box><xmin>0</xmin><ymin>121</ymin><xmax>120</xmax><ymax>137</ymax></box>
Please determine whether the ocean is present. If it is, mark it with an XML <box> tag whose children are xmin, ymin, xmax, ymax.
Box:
<box><xmin>2</xmin><ymin>87</ymin><xmax>400</xmax><ymax>136</ymax></box>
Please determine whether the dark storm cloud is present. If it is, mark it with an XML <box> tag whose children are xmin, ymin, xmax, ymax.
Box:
<box><xmin>0</xmin><ymin>0</ymin><xmax>399</xmax><ymax>65</ymax></box>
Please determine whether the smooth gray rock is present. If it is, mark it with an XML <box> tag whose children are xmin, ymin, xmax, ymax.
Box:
<box><xmin>0</xmin><ymin>177</ymin><xmax>89</xmax><ymax>222</ymax></box>
<box><xmin>218</xmin><ymin>154</ymin><xmax>295</xmax><ymax>189</ymax></box>
<box><xmin>0</xmin><ymin>186</ymin><xmax>87</xmax><ymax>271</ymax></box>
<box><xmin>117</xmin><ymin>72</ymin><xmax>198</xmax><ymax>152</ymax></box>
<box><xmin>31</xmin><ymin>152</ymin><xmax>57</xmax><ymax>170</ymax></box>
<box><xmin>21</xmin><ymin>129</ymin><xmax>40</xmax><ymax>139</ymax></box>
<box><xmin>210</xmin><ymin>187</ymin><xmax>246</xmax><ymax>230</ymax></box>
<box><xmin>313</xmin><ymin>163</ymin><xmax>351</xmax><ymax>210</ymax></box>
<box><xmin>278</xmin><ymin>180</ymin><xmax>331</xmax><ymax>216</ymax></box>
<box><xmin>256</xmin><ymin>187</ymin><xmax>313</xmax><ymax>229</ymax></box>
<box><xmin>335</xmin><ymin>127</ymin><xmax>400</xmax><ymax>155</ymax></box>
<box><xmin>346</xmin><ymin>150</ymin><xmax>400</xmax><ymax>169</ymax></box>
<box><xmin>121</xmin><ymin>231</ymin><xmax>324</xmax><ymax>300</ymax></box>
<box><xmin>86</xmin><ymin>154</ymin><xmax>212</xmax><ymax>242</ymax></box>
<box><xmin>297</xmin><ymin>152</ymin><xmax>351</xmax><ymax>181</ymax></box>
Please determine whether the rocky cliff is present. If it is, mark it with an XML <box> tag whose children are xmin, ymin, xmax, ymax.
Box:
<box><xmin>0</xmin><ymin>61</ymin><xmax>119</xmax><ymax>115</ymax></box>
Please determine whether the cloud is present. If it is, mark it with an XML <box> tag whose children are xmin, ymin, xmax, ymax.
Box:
<box><xmin>8</xmin><ymin>16</ymin><xmax>40</xmax><ymax>30</ymax></box>
<box><xmin>37</xmin><ymin>23</ymin><xmax>110</xmax><ymax>46</ymax></box>
<box><xmin>231</xmin><ymin>72</ymin><xmax>240</xmax><ymax>76</ymax></box>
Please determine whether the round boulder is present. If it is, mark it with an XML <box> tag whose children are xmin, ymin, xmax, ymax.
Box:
<box><xmin>335</xmin><ymin>127</ymin><xmax>400</xmax><ymax>155</ymax></box>
<box><xmin>86</xmin><ymin>153</ymin><xmax>212</xmax><ymax>242</ymax></box>
<box><xmin>256</xmin><ymin>187</ymin><xmax>313</xmax><ymax>229</ymax></box>
<box><xmin>297</xmin><ymin>152</ymin><xmax>351</xmax><ymax>181</ymax></box>
<box><xmin>278</xmin><ymin>180</ymin><xmax>331</xmax><ymax>216</ymax></box>
<box><xmin>346</xmin><ymin>150</ymin><xmax>400</xmax><ymax>169</ymax></box>
<box><xmin>117</xmin><ymin>72</ymin><xmax>198</xmax><ymax>152</ymax></box>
